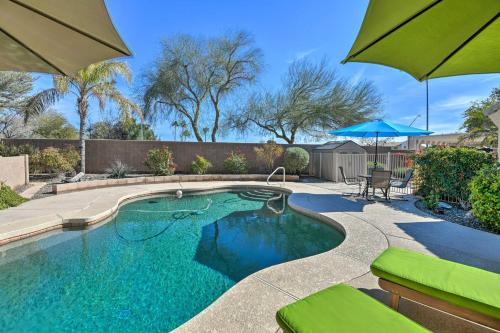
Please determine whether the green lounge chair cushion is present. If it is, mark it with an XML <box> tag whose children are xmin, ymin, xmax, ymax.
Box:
<box><xmin>371</xmin><ymin>247</ymin><xmax>500</xmax><ymax>320</ymax></box>
<box><xmin>276</xmin><ymin>284</ymin><xmax>431</xmax><ymax>333</ymax></box>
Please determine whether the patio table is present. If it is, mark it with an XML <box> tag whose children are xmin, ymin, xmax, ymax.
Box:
<box><xmin>358</xmin><ymin>174</ymin><xmax>397</xmax><ymax>198</ymax></box>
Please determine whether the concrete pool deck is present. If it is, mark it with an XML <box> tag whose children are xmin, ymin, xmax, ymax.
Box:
<box><xmin>0</xmin><ymin>180</ymin><xmax>499</xmax><ymax>333</ymax></box>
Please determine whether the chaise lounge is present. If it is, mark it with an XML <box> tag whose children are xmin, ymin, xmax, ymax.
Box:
<box><xmin>276</xmin><ymin>284</ymin><xmax>431</xmax><ymax>333</ymax></box>
<box><xmin>371</xmin><ymin>247</ymin><xmax>500</xmax><ymax>330</ymax></box>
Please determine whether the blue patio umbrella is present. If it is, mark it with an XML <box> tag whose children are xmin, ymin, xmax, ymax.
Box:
<box><xmin>329</xmin><ymin>119</ymin><xmax>432</xmax><ymax>167</ymax></box>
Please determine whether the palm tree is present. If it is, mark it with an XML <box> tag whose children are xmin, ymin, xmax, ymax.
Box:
<box><xmin>53</xmin><ymin>61</ymin><xmax>140</xmax><ymax>172</ymax></box>
<box><xmin>171</xmin><ymin>120</ymin><xmax>180</xmax><ymax>141</ymax></box>
<box><xmin>180</xmin><ymin>129</ymin><xmax>191</xmax><ymax>142</ymax></box>
<box><xmin>202</xmin><ymin>127</ymin><xmax>209</xmax><ymax>142</ymax></box>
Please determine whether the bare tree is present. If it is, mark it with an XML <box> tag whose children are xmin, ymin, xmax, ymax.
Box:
<box><xmin>226</xmin><ymin>58</ymin><xmax>381</xmax><ymax>143</ymax></box>
<box><xmin>141</xmin><ymin>31</ymin><xmax>262</xmax><ymax>142</ymax></box>
<box><xmin>207</xmin><ymin>31</ymin><xmax>262</xmax><ymax>141</ymax></box>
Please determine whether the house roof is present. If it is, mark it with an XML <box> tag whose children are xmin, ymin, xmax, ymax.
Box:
<box><xmin>313</xmin><ymin>140</ymin><xmax>363</xmax><ymax>151</ymax></box>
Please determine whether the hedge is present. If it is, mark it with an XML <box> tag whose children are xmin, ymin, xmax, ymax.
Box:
<box><xmin>469</xmin><ymin>163</ymin><xmax>500</xmax><ymax>233</ymax></box>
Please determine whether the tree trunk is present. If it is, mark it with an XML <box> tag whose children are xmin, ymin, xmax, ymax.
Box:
<box><xmin>77</xmin><ymin>98</ymin><xmax>88</xmax><ymax>173</ymax></box>
<box><xmin>211</xmin><ymin>100</ymin><xmax>220</xmax><ymax>142</ymax></box>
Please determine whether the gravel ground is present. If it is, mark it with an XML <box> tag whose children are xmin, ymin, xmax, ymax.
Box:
<box><xmin>415</xmin><ymin>199</ymin><xmax>495</xmax><ymax>234</ymax></box>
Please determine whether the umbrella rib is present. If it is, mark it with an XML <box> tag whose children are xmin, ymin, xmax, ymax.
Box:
<box><xmin>342</xmin><ymin>0</ymin><xmax>442</xmax><ymax>63</ymax></box>
<box><xmin>0</xmin><ymin>26</ymin><xmax>66</xmax><ymax>75</ymax></box>
<box><xmin>8</xmin><ymin>0</ymin><xmax>131</xmax><ymax>56</ymax></box>
<box><xmin>422</xmin><ymin>12</ymin><xmax>500</xmax><ymax>81</ymax></box>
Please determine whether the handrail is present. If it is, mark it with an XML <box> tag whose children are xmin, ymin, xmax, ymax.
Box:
<box><xmin>266</xmin><ymin>193</ymin><xmax>285</xmax><ymax>214</ymax></box>
<box><xmin>267</xmin><ymin>166</ymin><xmax>285</xmax><ymax>186</ymax></box>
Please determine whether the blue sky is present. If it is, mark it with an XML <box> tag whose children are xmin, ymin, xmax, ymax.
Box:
<box><xmin>35</xmin><ymin>0</ymin><xmax>499</xmax><ymax>143</ymax></box>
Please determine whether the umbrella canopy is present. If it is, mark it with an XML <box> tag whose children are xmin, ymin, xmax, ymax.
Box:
<box><xmin>330</xmin><ymin>119</ymin><xmax>432</xmax><ymax>138</ymax></box>
<box><xmin>342</xmin><ymin>0</ymin><xmax>500</xmax><ymax>81</ymax></box>
<box><xmin>0</xmin><ymin>0</ymin><xmax>131</xmax><ymax>76</ymax></box>
<box><xmin>330</xmin><ymin>119</ymin><xmax>432</xmax><ymax>167</ymax></box>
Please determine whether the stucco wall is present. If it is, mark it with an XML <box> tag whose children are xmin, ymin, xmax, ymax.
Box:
<box><xmin>0</xmin><ymin>155</ymin><xmax>29</xmax><ymax>189</ymax></box>
<box><xmin>3</xmin><ymin>139</ymin><xmax>319</xmax><ymax>174</ymax></box>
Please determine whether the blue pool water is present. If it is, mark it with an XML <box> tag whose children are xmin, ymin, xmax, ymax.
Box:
<box><xmin>0</xmin><ymin>189</ymin><xmax>344</xmax><ymax>332</ymax></box>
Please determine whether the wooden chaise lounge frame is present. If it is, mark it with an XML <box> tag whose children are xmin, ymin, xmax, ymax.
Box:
<box><xmin>378</xmin><ymin>278</ymin><xmax>500</xmax><ymax>330</ymax></box>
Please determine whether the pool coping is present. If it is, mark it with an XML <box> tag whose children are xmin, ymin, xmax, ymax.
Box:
<box><xmin>0</xmin><ymin>181</ymin><xmax>389</xmax><ymax>332</ymax></box>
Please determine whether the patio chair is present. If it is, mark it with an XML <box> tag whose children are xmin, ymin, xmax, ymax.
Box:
<box><xmin>390</xmin><ymin>169</ymin><xmax>413</xmax><ymax>189</ymax></box>
<box><xmin>276</xmin><ymin>284</ymin><xmax>431</xmax><ymax>333</ymax></box>
<box><xmin>338</xmin><ymin>166</ymin><xmax>361</xmax><ymax>195</ymax></box>
<box><xmin>371</xmin><ymin>247</ymin><xmax>500</xmax><ymax>330</ymax></box>
<box><xmin>371</xmin><ymin>170</ymin><xmax>392</xmax><ymax>200</ymax></box>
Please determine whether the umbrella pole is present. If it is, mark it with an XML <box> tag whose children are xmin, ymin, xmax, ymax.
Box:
<box><xmin>426</xmin><ymin>79</ymin><xmax>429</xmax><ymax>131</ymax></box>
<box><xmin>374</xmin><ymin>132</ymin><xmax>378</xmax><ymax>168</ymax></box>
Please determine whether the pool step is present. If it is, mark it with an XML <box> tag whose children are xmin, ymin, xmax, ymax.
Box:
<box><xmin>238</xmin><ymin>190</ymin><xmax>278</xmax><ymax>201</ymax></box>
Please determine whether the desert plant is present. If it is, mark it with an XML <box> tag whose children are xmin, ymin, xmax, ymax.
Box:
<box><xmin>0</xmin><ymin>183</ymin><xmax>27</xmax><ymax>210</ymax></box>
<box><xmin>0</xmin><ymin>143</ymin><xmax>38</xmax><ymax>157</ymax></box>
<box><xmin>223</xmin><ymin>151</ymin><xmax>248</xmax><ymax>174</ymax></box>
<box><xmin>59</xmin><ymin>146</ymin><xmax>80</xmax><ymax>171</ymax></box>
<box><xmin>469</xmin><ymin>163</ymin><xmax>500</xmax><ymax>232</ymax></box>
<box><xmin>284</xmin><ymin>147</ymin><xmax>309</xmax><ymax>175</ymax></box>
<box><xmin>413</xmin><ymin>147</ymin><xmax>493</xmax><ymax>204</ymax></box>
<box><xmin>191</xmin><ymin>155</ymin><xmax>212</xmax><ymax>175</ymax></box>
<box><xmin>106</xmin><ymin>160</ymin><xmax>132</xmax><ymax>178</ymax></box>
<box><xmin>145</xmin><ymin>147</ymin><xmax>176</xmax><ymax>176</ymax></box>
<box><xmin>30</xmin><ymin>147</ymin><xmax>73</xmax><ymax>174</ymax></box>
<box><xmin>254</xmin><ymin>142</ymin><xmax>284</xmax><ymax>172</ymax></box>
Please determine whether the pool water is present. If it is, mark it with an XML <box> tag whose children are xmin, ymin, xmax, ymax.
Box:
<box><xmin>0</xmin><ymin>189</ymin><xmax>344</xmax><ymax>332</ymax></box>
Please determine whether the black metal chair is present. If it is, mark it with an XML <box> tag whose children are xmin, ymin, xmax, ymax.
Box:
<box><xmin>371</xmin><ymin>170</ymin><xmax>392</xmax><ymax>201</ymax></box>
<box><xmin>339</xmin><ymin>166</ymin><xmax>361</xmax><ymax>195</ymax></box>
<box><xmin>390</xmin><ymin>169</ymin><xmax>413</xmax><ymax>188</ymax></box>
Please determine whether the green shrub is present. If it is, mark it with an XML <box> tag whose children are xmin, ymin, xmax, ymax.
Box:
<box><xmin>469</xmin><ymin>163</ymin><xmax>500</xmax><ymax>232</ymax></box>
<box><xmin>191</xmin><ymin>155</ymin><xmax>212</xmax><ymax>175</ymax></box>
<box><xmin>423</xmin><ymin>191</ymin><xmax>439</xmax><ymax>210</ymax></box>
<box><xmin>254</xmin><ymin>142</ymin><xmax>284</xmax><ymax>172</ymax></box>
<box><xmin>224</xmin><ymin>151</ymin><xmax>248</xmax><ymax>174</ymax></box>
<box><xmin>414</xmin><ymin>147</ymin><xmax>493</xmax><ymax>203</ymax></box>
<box><xmin>30</xmin><ymin>147</ymin><xmax>74</xmax><ymax>174</ymax></box>
<box><xmin>59</xmin><ymin>146</ymin><xmax>80</xmax><ymax>171</ymax></box>
<box><xmin>106</xmin><ymin>160</ymin><xmax>132</xmax><ymax>178</ymax></box>
<box><xmin>0</xmin><ymin>143</ymin><xmax>38</xmax><ymax>157</ymax></box>
<box><xmin>145</xmin><ymin>147</ymin><xmax>176</xmax><ymax>176</ymax></box>
<box><xmin>0</xmin><ymin>184</ymin><xmax>27</xmax><ymax>210</ymax></box>
<box><xmin>284</xmin><ymin>147</ymin><xmax>309</xmax><ymax>175</ymax></box>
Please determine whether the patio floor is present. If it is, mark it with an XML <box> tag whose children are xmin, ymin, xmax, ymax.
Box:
<box><xmin>0</xmin><ymin>180</ymin><xmax>498</xmax><ymax>333</ymax></box>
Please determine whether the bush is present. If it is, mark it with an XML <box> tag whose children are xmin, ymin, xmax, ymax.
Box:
<box><xmin>414</xmin><ymin>147</ymin><xmax>493</xmax><ymax>204</ymax></box>
<box><xmin>30</xmin><ymin>147</ymin><xmax>74</xmax><ymax>174</ymax></box>
<box><xmin>469</xmin><ymin>163</ymin><xmax>500</xmax><ymax>232</ymax></box>
<box><xmin>145</xmin><ymin>147</ymin><xmax>176</xmax><ymax>176</ymax></box>
<box><xmin>106</xmin><ymin>160</ymin><xmax>132</xmax><ymax>178</ymax></box>
<box><xmin>254</xmin><ymin>142</ymin><xmax>284</xmax><ymax>172</ymax></box>
<box><xmin>223</xmin><ymin>151</ymin><xmax>248</xmax><ymax>174</ymax></box>
<box><xmin>0</xmin><ymin>143</ymin><xmax>38</xmax><ymax>157</ymax></box>
<box><xmin>191</xmin><ymin>155</ymin><xmax>212</xmax><ymax>175</ymax></box>
<box><xmin>284</xmin><ymin>147</ymin><xmax>309</xmax><ymax>175</ymax></box>
<box><xmin>0</xmin><ymin>184</ymin><xmax>27</xmax><ymax>210</ymax></box>
<box><xmin>59</xmin><ymin>146</ymin><xmax>80</xmax><ymax>171</ymax></box>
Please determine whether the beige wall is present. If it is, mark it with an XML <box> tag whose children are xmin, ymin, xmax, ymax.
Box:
<box><xmin>4</xmin><ymin>139</ymin><xmax>318</xmax><ymax>174</ymax></box>
<box><xmin>0</xmin><ymin>155</ymin><xmax>29</xmax><ymax>189</ymax></box>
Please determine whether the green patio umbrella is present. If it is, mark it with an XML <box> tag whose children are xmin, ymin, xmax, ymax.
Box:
<box><xmin>342</xmin><ymin>0</ymin><xmax>500</xmax><ymax>130</ymax></box>
<box><xmin>0</xmin><ymin>0</ymin><xmax>131</xmax><ymax>76</ymax></box>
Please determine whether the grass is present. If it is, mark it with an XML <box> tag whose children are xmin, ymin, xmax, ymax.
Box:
<box><xmin>0</xmin><ymin>184</ymin><xmax>27</xmax><ymax>210</ymax></box>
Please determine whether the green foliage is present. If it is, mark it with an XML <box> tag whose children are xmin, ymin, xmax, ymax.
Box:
<box><xmin>0</xmin><ymin>143</ymin><xmax>38</xmax><ymax>157</ymax></box>
<box><xmin>460</xmin><ymin>87</ymin><xmax>499</xmax><ymax>147</ymax></box>
<box><xmin>0</xmin><ymin>184</ymin><xmax>27</xmax><ymax>210</ymax></box>
<box><xmin>469</xmin><ymin>163</ymin><xmax>500</xmax><ymax>232</ymax></box>
<box><xmin>145</xmin><ymin>147</ymin><xmax>176</xmax><ymax>176</ymax></box>
<box><xmin>423</xmin><ymin>191</ymin><xmax>439</xmax><ymax>210</ymax></box>
<box><xmin>106</xmin><ymin>160</ymin><xmax>132</xmax><ymax>178</ymax></box>
<box><xmin>414</xmin><ymin>147</ymin><xmax>493</xmax><ymax>203</ymax></box>
<box><xmin>223</xmin><ymin>151</ymin><xmax>248</xmax><ymax>174</ymax></box>
<box><xmin>88</xmin><ymin>117</ymin><xmax>156</xmax><ymax>140</ymax></box>
<box><xmin>191</xmin><ymin>155</ymin><xmax>212</xmax><ymax>175</ymax></box>
<box><xmin>30</xmin><ymin>147</ymin><xmax>76</xmax><ymax>174</ymax></box>
<box><xmin>59</xmin><ymin>146</ymin><xmax>80</xmax><ymax>171</ymax></box>
<box><xmin>284</xmin><ymin>147</ymin><xmax>310</xmax><ymax>175</ymax></box>
<box><xmin>32</xmin><ymin>111</ymin><xmax>78</xmax><ymax>139</ymax></box>
<box><xmin>254</xmin><ymin>142</ymin><xmax>284</xmax><ymax>172</ymax></box>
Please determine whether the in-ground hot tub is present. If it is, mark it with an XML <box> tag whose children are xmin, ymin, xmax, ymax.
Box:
<box><xmin>0</xmin><ymin>188</ymin><xmax>344</xmax><ymax>332</ymax></box>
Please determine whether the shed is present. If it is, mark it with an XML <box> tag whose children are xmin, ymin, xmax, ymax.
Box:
<box><xmin>311</xmin><ymin>140</ymin><xmax>366</xmax><ymax>181</ymax></box>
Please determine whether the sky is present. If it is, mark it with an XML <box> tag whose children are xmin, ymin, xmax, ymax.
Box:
<box><xmin>34</xmin><ymin>0</ymin><xmax>499</xmax><ymax>143</ymax></box>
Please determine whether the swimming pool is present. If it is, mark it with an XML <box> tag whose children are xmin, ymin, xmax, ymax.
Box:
<box><xmin>0</xmin><ymin>189</ymin><xmax>344</xmax><ymax>332</ymax></box>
